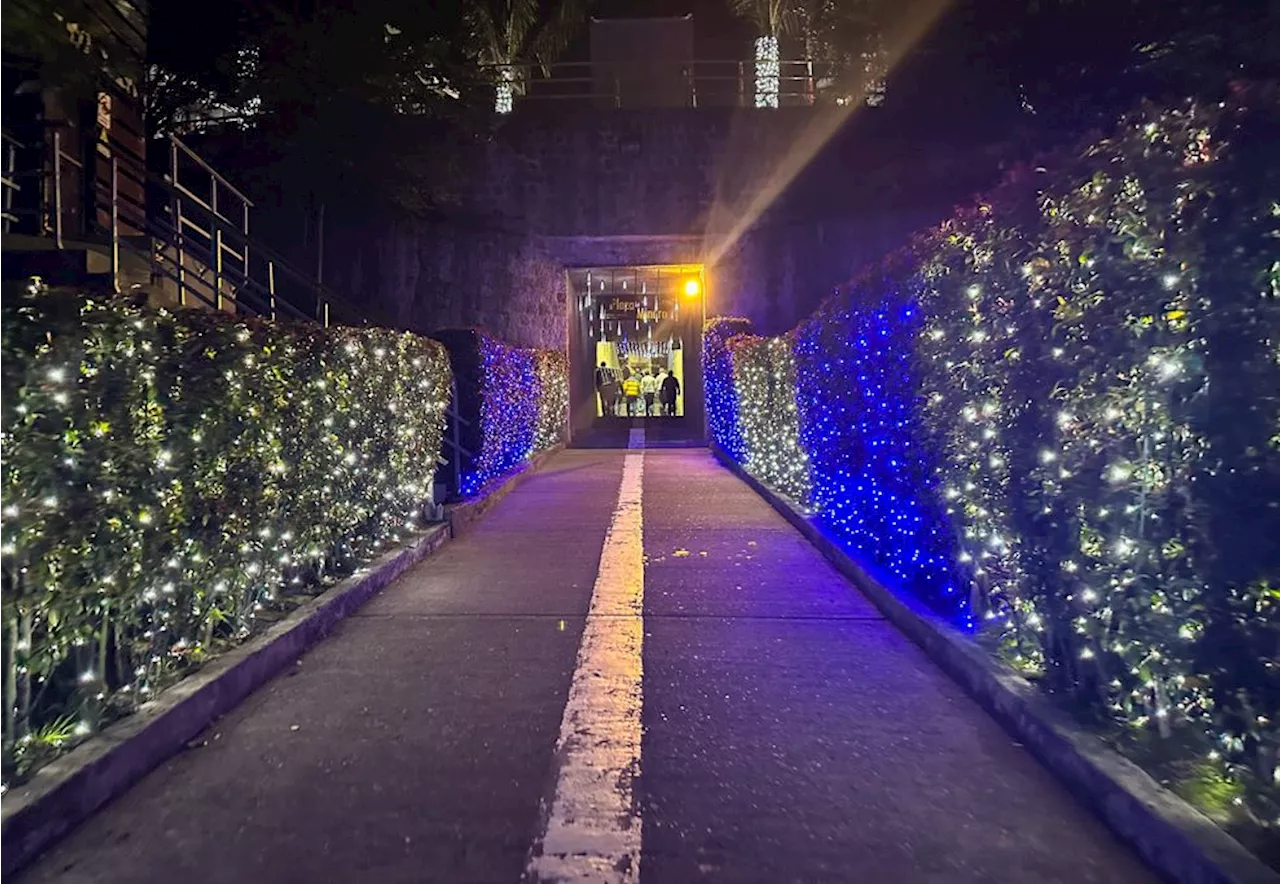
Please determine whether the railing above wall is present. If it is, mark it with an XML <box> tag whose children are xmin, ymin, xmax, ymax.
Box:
<box><xmin>167</xmin><ymin>57</ymin><xmax>851</xmax><ymax>132</ymax></box>
<box><xmin>0</xmin><ymin>122</ymin><xmax>382</xmax><ymax>328</ymax></box>
<box><xmin>487</xmin><ymin>58</ymin><xmax>840</xmax><ymax>110</ymax></box>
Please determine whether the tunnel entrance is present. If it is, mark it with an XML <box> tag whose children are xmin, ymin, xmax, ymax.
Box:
<box><xmin>567</xmin><ymin>264</ymin><xmax>706</xmax><ymax>447</ymax></box>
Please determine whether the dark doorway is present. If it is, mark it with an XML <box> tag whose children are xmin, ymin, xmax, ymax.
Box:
<box><xmin>567</xmin><ymin>264</ymin><xmax>706</xmax><ymax>447</ymax></box>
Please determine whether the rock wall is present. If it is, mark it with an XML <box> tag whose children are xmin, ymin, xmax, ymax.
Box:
<box><xmin>322</xmin><ymin>215</ymin><xmax>568</xmax><ymax>350</ymax></box>
<box><xmin>274</xmin><ymin>106</ymin><xmax>1009</xmax><ymax>344</ymax></box>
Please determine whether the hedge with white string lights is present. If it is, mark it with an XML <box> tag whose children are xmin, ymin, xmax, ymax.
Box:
<box><xmin>1</xmin><ymin>284</ymin><xmax>452</xmax><ymax>784</ymax></box>
<box><xmin>706</xmin><ymin>86</ymin><xmax>1280</xmax><ymax>828</ymax></box>
<box><xmin>533</xmin><ymin>349</ymin><xmax>570</xmax><ymax>453</ymax></box>
<box><xmin>727</xmin><ymin>333</ymin><xmax>811</xmax><ymax>507</ymax></box>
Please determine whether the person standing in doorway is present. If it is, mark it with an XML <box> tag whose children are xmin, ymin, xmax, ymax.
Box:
<box><xmin>622</xmin><ymin>371</ymin><xmax>642</xmax><ymax>417</ymax></box>
<box><xmin>595</xmin><ymin>361</ymin><xmax>619</xmax><ymax>417</ymax></box>
<box><xmin>660</xmin><ymin>369</ymin><xmax>680</xmax><ymax>417</ymax></box>
<box><xmin>656</xmin><ymin>368</ymin><xmax>671</xmax><ymax>415</ymax></box>
<box><xmin>640</xmin><ymin>368</ymin><xmax>659</xmax><ymax>417</ymax></box>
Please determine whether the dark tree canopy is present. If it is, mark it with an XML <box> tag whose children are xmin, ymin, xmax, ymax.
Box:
<box><xmin>3</xmin><ymin>0</ymin><xmax>147</xmax><ymax>99</ymax></box>
<box><xmin>924</xmin><ymin>0</ymin><xmax>1280</xmax><ymax>139</ymax></box>
<box><xmin>145</xmin><ymin>0</ymin><xmax>516</xmax><ymax>214</ymax></box>
<box><xmin>8</xmin><ymin>0</ymin><xmax>1277</xmax><ymax>216</ymax></box>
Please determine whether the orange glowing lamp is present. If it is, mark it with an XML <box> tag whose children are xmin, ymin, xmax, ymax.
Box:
<box><xmin>682</xmin><ymin>277</ymin><xmax>702</xmax><ymax>298</ymax></box>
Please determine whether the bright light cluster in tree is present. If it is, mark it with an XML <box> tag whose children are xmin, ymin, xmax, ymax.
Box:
<box><xmin>754</xmin><ymin>35</ymin><xmax>780</xmax><ymax>109</ymax></box>
<box><xmin>0</xmin><ymin>283</ymin><xmax>452</xmax><ymax>779</ymax></box>
<box><xmin>495</xmin><ymin>66</ymin><xmax>516</xmax><ymax>115</ymax></box>
<box><xmin>706</xmin><ymin>90</ymin><xmax>1280</xmax><ymax>824</ymax></box>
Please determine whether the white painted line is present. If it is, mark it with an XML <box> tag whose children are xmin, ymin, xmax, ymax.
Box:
<box><xmin>628</xmin><ymin>426</ymin><xmax>645</xmax><ymax>449</ymax></box>
<box><xmin>527</xmin><ymin>452</ymin><xmax>646</xmax><ymax>883</ymax></box>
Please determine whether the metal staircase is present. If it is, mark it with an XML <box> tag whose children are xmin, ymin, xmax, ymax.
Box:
<box><xmin>1</xmin><ymin>122</ymin><xmax>383</xmax><ymax>328</ymax></box>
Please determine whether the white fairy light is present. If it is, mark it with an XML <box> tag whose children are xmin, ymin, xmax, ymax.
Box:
<box><xmin>495</xmin><ymin>66</ymin><xmax>516</xmax><ymax>114</ymax></box>
<box><xmin>1107</xmin><ymin>463</ymin><xmax>1132</xmax><ymax>484</ymax></box>
<box><xmin>754</xmin><ymin>35</ymin><xmax>780</xmax><ymax>108</ymax></box>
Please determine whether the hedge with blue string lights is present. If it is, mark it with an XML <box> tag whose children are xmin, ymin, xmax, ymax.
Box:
<box><xmin>704</xmin><ymin>86</ymin><xmax>1280</xmax><ymax>834</ymax></box>
<box><xmin>1</xmin><ymin>282</ymin><xmax>452</xmax><ymax>785</ymax></box>
<box><xmin>431</xmin><ymin>329</ymin><xmax>568</xmax><ymax>498</ymax></box>
<box><xmin>703</xmin><ymin>318</ymin><xmax>754</xmax><ymax>464</ymax></box>
<box><xmin>792</xmin><ymin>271</ymin><xmax>968</xmax><ymax>624</ymax></box>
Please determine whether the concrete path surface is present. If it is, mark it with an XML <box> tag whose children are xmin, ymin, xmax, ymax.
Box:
<box><xmin>17</xmin><ymin>448</ymin><xmax>1156</xmax><ymax>884</ymax></box>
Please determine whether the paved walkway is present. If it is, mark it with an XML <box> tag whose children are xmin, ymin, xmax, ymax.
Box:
<box><xmin>19</xmin><ymin>449</ymin><xmax>1155</xmax><ymax>884</ymax></box>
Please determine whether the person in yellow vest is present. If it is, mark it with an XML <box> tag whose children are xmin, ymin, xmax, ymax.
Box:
<box><xmin>622</xmin><ymin>372</ymin><xmax>642</xmax><ymax>417</ymax></box>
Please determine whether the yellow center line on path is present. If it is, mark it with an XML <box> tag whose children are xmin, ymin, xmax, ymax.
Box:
<box><xmin>526</xmin><ymin>436</ymin><xmax>646</xmax><ymax>883</ymax></box>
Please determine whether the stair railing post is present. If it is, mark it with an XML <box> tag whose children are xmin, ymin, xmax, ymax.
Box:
<box><xmin>52</xmin><ymin>129</ymin><xmax>64</xmax><ymax>248</ymax></box>
<box><xmin>2</xmin><ymin>136</ymin><xmax>14</xmax><ymax>234</ymax></box>
<box><xmin>242</xmin><ymin>200</ymin><xmax>250</xmax><ymax>297</ymax></box>
<box><xmin>171</xmin><ymin>139</ymin><xmax>186</xmax><ymax>305</ymax></box>
<box><xmin>110</xmin><ymin>155</ymin><xmax>120</xmax><ymax>292</ymax></box>
<box><xmin>451</xmin><ymin>378</ymin><xmax>462</xmax><ymax>495</ymax></box>
<box><xmin>214</xmin><ymin>226</ymin><xmax>224</xmax><ymax>310</ymax></box>
<box><xmin>268</xmin><ymin>259</ymin><xmax>277</xmax><ymax>320</ymax></box>
<box><xmin>315</xmin><ymin>202</ymin><xmax>326</xmax><ymax>324</ymax></box>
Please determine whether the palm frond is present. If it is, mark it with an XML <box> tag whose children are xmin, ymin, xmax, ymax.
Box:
<box><xmin>503</xmin><ymin>0</ymin><xmax>542</xmax><ymax>62</ymax></box>
<box><xmin>725</xmin><ymin>0</ymin><xmax>770</xmax><ymax>31</ymax></box>
<box><xmin>727</xmin><ymin>0</ymin><xmax>802</xmax><ymax>36</ymax></box>
<box><xmin>466</xmin><ymin>2</ymin><xmax>502</xmax><ymax>64</ymax></box>
<box><xmin>527</xmin><ymin>0</ymin><xmax>591</xmax><ymax>75</ymax></box>
<box><xmin>775</xmin><ymin>0</ymin><xmax>803</xmax><ymax>35</ymax></box>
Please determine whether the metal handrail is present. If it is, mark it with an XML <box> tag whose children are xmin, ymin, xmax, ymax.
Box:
<box><xmin>484</xmin><ymin>57</ymin><xmax>833</xmax><ymax>108</ymax></box>
<box><xmin>51</xmin><ymin>129</ymin><xmax>86</xmax><ymax>248</ymax></box>
<box><xmin>1</xmin><ymin>130</ymin><xmax>20</xmax><ymax>232</ymax></box>
<box><xmin>169</xmin><ymin>134</ymin><xmax>254</xmax><ymax>208</ymax></box>
<box><xmin>7</xmin><ymin>119</ymin><xmax>382</xmax><ymax>328</ymax></box>
<box><xmin>175</xmin><ymin>57</ymin><xmax>839</xmax><ymax>130</ymax></box>
<box><xmin>486</xmin><ymin>58</ymin><xmax>829</xmax><ymax>72</ymax></box>
<box><xmin>438</xmin><ymin>376</ymin><xmax>474</xmax><ymax>498</ymax></box>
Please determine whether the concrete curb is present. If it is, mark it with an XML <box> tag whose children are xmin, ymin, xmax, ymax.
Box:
<box><xmin>1</xmin><ymin>446</ymin><xmax>564</xmax><ymax>876</ymax></box>
<box><xmin>711</xmin><ymin>444</ymin><xmax>1279</xmax><ymax>884</ymax></box>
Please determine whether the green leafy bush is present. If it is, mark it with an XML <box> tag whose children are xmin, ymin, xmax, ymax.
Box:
<box><xmin>706</xmin><ymin>87</ymin><xmax>1280</xmax><ymax>830</ymax></box>
<box><xmin>1</xmin><ymin>284</ymin><xmax>451</xmax><ymax>781</ymax></box>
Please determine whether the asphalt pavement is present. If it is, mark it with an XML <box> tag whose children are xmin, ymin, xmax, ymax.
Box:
<box><xmin>16</xmin><ymin>447</ymin><xmax>1156</xmax><ymax>884</ymax></box>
